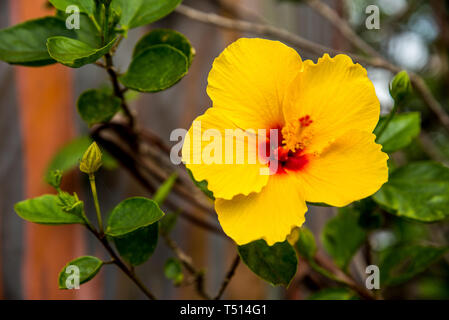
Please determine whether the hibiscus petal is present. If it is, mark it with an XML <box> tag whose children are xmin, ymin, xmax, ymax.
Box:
<box><xmin>216</xmin><ymin>174</ymin><xmax>307</xmax><ymax>245</ymax></box>
<box><xmin>207</xmin><ymin>38</ymin><xmax>303</xmax><ymax>129</ymax></box>
<box><xmin>293</xmin><ymin>130</ymin><xmax>389</xmax><ymax>207</ymax></box>
<box><xmin>284</xmin><ymin>54</ymin><xmax>380</xmax><ymax>153</ymax></box>
<box><xmin>182</xmin><ymin>107</ymin><xmax>269</xmax><ymax>200</ymax></box>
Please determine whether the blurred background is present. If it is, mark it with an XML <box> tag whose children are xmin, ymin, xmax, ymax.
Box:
<box><xmin>1</xmin><ymin>0</ymin><xmax>449</xmax><ymax>299</ymax></box>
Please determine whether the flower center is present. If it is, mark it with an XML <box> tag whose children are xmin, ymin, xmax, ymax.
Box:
<box><xmin>260</xmin><ymin>115</ymin><xmax>313</xmax><ymax>174</ymax></box>
<box><xmin>281</xmin><ymin>115</ymin><xmax>314</xmax><ymax>152</ymax></box>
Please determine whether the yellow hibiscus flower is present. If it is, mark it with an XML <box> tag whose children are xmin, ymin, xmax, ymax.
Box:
<box><xmin>182</xmin><ymin>38</ymin><xmax>388</xmax><ymax>246</ymax></box>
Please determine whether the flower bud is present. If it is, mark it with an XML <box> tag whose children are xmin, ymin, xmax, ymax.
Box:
<box><xmin>46</xmin><ymin>169</ymin><xmax>62</xmax><ymax>189</ymax></box>
<box><xmin>390</xmin><ymin>70</ymin><xmax>411</xmax><ymax>101</ymax></box>
<box><xmin>80</xmin><ymin>142</ymin><xmax>103</xmax><ymax>175</ymax></box>
<box><xmin>57</xmin><ymin>191</ymin><xmax>84</xmax><ymax>217</ymax></box>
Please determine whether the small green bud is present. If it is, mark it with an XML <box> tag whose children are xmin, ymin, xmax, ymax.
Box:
<box><xmin>390</xmin><ymin>70</ymin><xmax>411</xmax><ymax>101</ymax></box>
<box><xmin>46</xmin><ymin>169</ymin><xmax>62</xmax><ymax>189</ymax></box>
<box><xmin>57</xmin><ymin>191</ymin><xmax>83</xmax><ymax>217</ymax></box>
<box><xmin>80</xmin><ymin>142</ymin><xmax>103</xmax><ymax>175</ymax></box>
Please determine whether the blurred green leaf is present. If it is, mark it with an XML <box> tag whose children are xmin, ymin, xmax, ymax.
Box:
<box><xmin>153</xmin><ymin>173</ymin><xmax>177</xmax><ymax>205</ymax></box>
<box><xmin>294</xmin><ymin>227</ymin><xmax>317</xmax><ymax>260</ymax></box>
<box><xmin>238</xmin><ymin>240</ymin><xmax>297</xmax><ymax>286</ymax></box>
<box><xmin>120</xmin><ymin>44</ymin><xmax>188</xmax><ymax>92</ymax></box>
<box><xmin>380</xmin><ymin>245</ymin><xmax>448</xmax><ymax>286</ymax></box>
<box><xmin>321</xmin><ymin>207</ymin><xmax>366</xmax><ymax>270</ymax></box>
<box><xmin>164</xmin><ymin>258</ymin><xmax>184</xmax><ymax>285</ymax></box>
<box><xmin>15</xmin><ymin>195</ymin><xmax>85</xmax><ymax>225</ymax></box>
<box><xmin>106</xmin><ymin>197</ymin><xmax>164</xmax><ymax>237</ymax></box>
<box><xmin>374</xmin><ymin>112</ymin><xmax>420</xmax><ymax>153</ymax></box>
<box><xmin>112</xmin><ymin>0</ymin><xmax>181</xmax><ymax>30</ymax></box>
<box><xmin>355</xmin><ymin>198</ymin><xmax>383</xmax><ymax>230</ymax></box>
<box><xmin>58</xmin><ymin>256</ymin><xmax>103</xmax><ymax>289</ymax></box>
<box><xmin>46</xmin><ymin>136</ymin><xmax>117</xmax><ymax>178</ymax></box>
<box><xmin>373</xmin><ymin>161</ymin><xmax>449</xmax><ymax>222</ymax></box>
<box><xmin>113</xmin><ymin>223</ymin><xmax>159</xmax><ymax>266</ymax></box>
<box><xmin>77</xmin><ymin>89</ymin><xmax>121</xmax><ymax>126</ymax></box>
<box><xmin>0</xmin><ymin>17</ymin><xmax>75</xmax><ymax>66</ymax></box>
<box><xmin>50</xmin><ymin>0</ymin><xmax>96</xmax><ymax>16</ymax></box>
<box><xmin>187</xmin><ymin>168</ymin><xmax>215</xmax><ymax>200</ymax></box>
<box><xmin>417</xmin><ymin>277</ymin><xmax>449</xmax><ymax>299</ymax></box>
<box><xmin>134</xmin><ymin>29</ymin><xmax>194</xmax><ymax>66</ymax></box>
<box><xmin>308</xmin><ymin>287</ymin><xmax>358</xmax><ymax>300</ymax></box>
<box><xmin>47</xmin><ymin>36</ymin><xmax>116</xmax><ymax>68</ymax></box>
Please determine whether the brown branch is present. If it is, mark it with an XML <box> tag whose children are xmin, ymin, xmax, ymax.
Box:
<box><xmin>175</xmin><ymin>4</ymin><xmax>341</xmax><ymax>57</ymax></box>
<box><xmin>314</xmin><ymin>252</ymin><xmax>377</xmax><ymax>300</ymax></box>
<box><xmin>214</xmin><ymin>253</ymin><xmax>240</xmax><ymax>300</ymax></box>
<box><xmin>104</xmin><ymin>53</ymin><xmax>135</xmax><ymax>129</ymax></box>
<box><xmin>86</xmin><ymin>225</ymin><xmax>157</xmax><ymax>300</ymax></box>
<box><xmin>304</xmin><ymin>0</ymin><xmax>380</xmax><ymax>58</ymax></box>
<box><xmin>162</xmin><ymin>233</ymin><xmax>212</xmax><ymax>299</ymax></box>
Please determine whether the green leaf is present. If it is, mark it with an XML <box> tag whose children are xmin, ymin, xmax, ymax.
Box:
<box><xmin>373</xmin><ymin>161</ymin><xmax>449</xmax><ymax>222</ymax></box>
<box><xmin>295</xmin><ymin>227</ymin><xmax>317</xmax><ymax>260</ymax></box>
<box><xmin>0</xmin><ymin>17</ymin><xmax>75</xmax><ymax>66</ymax></box>
<box><xmin>77</xmin><ymin>89</ymin><xmax>121</xmax><ymax>126</ymax></box>
<box><xmin>134</xmin><ymin>29</ymin><xmax>194</xmax><ymax>66</ymax></box>
<box><xmin>164</xmin><ymin>258</ymin><xmax>184</xmax><ymax>285</ymax></box>
<box><xmin>47</xmin><ymin>36</ymin><xmax>116</xmax><ymax>68</ymax></box>
<box><xmin>58</xmin><ymin>256</ymin><xmax>103</xmax><ymax>289</ymax></box>
<box><xmin>14</xmin><ymin>195</ymin><xmax>85</xmax><ymax>225</ymax></box>
<box><xmin>50</xmin><ymin>0</ymin><xmax>96</xmax><ymax>16</ymax></box>
<box><xmin>187</xmin><ymin>168</ymin><xmax>215</xmax><ymax>200</ymax></box>
<box><xmin>153</xmin><ymin>173</ymin><xmax>177</xmax><ymax>205</ymax></box>
<box><xmin>113</xmin><ymin>223</ymin><xmax>159</xmax><ymax>266</ymax></box>
<box><xmin>308</xmin><ymin>288</ymin><xmax>358</xmax><ymax>300</ymax></box>
<box><xmin>375</xmin><ymin>112</ymin><xmax>420</xmax><ymax>153</ymax></box>
<box><xmin>119</xmin><ymin>44</ymin><xmax>188</xmax><ymax>93</ymax></box>
<box><xmin>321</xmin><ymin>207</ymin><xmax>366</xmax><ymax>270</ymax></box>
<box><xmin>380</xmin><ymin>245</ymin><xmax>448</xmax><ymax>286</ymax></box>
<box><xmin>106</xmin><ymin>197</ymin><xmax>164</xmax><ymax>237</ymax></box>
<box><xmin>46</xmin><ymin>136</ymin><xmax>117</xmax><ymax>178</ymax></box>
<box><xmin>112</xmin><ymin>0</ymin><xmax>181</xmax><ymax>29</ymax></box>
<box><xmin>238</xmin><ymin>240</ymin><xmax>297</xmax><ymax>286</ymax></box>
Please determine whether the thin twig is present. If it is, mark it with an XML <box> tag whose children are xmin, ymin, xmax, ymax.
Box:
<box><xmin>214</xmin><ymin>253</ymin><xmax>240</xmax><ymax>300</ymax></box>
<box><xmin>104</xmin><ymin>53</ymin><xmax>135</xmax><ymax>129</ymax></box>
<box><xmin>314</xmin><ymin>252</ymin><xmax>377</xmax><ymax>300</ymax></box>
<box><xmin>86</xmin><ymin>225</ymin><xmax>157</xmax><ymax>300</ymax></box>
<box><xmin>175</xmin><ymin>4</ymin><xmax>341</xmax><ymax>57</ymax></box>
<box><xmin>162</xmin><ymin>233</ymin><xmax>212</xmax><ymax>299</ymax></box>
<box><xmin>304</xmin><ymin>0</ymin><xmax>380</xmax><ymax>58</ymax></box>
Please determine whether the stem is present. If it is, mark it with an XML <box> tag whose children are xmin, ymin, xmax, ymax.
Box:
<box><xmin>214</xmin><ymin>253</ymin><xmax>240</xmax><ymax>300</ymax></box>
<box><xmin>86</xmin><ymin>225</ymin><xmax>157</xmax><ymax>300</ymax></box>
<box><xmin>89</xmin><ymin>15</ymin><xmax>102</xmax><ymax>33</ymax></box>
<box><xmin>104</xmin><ymin>53</ymin><xmax>135</xmax><ymax>128</ymax></box>
<box><xmin>376</xmin><ymin>101</ymin><xmax>399</xmax><ymax>141</ymax></box>
<box><xmin>89</xmin><ymin>174</ymin><xmax>103</xmax><ymax>235</ymax></box>
<box><xmin>102</xmin><ymin>2</ymin><xmax>111</xmax><ymax>46</ymax></box>
<box><xmin>313</xmin><ymin>253</ymin><xmax>377</xmax><ymax>300</ymax></box>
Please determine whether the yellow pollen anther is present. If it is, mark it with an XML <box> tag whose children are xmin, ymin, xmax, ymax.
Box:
<box><xmin>281</xmin><ymin>116</ymin><xmax>313</xmax><ymax>151</ymax></box>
